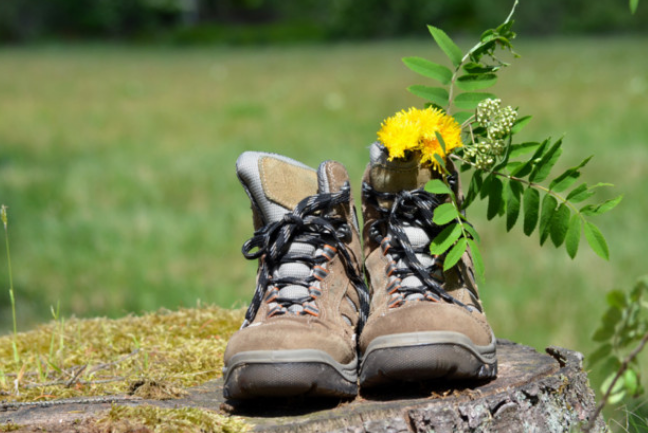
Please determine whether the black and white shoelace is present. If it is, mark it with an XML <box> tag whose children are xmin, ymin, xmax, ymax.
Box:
<box><xmin>362</xmin><ymin>180</ymin><xmax>472</xmax><ymax>311</ymax></box>
<box><xmin>241</xmin><ymin>182</ymin><xmax>370</xmax><ymax>331</ymax></box>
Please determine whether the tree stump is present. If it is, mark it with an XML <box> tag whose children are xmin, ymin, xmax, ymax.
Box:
<box><xmin>1</xmin><ymin>340</ymin><xmax>606</xmax><ymax>432</ymax></box>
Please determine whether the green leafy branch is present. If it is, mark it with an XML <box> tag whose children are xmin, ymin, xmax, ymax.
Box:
<box><xmin>585</xmin><ymin>277</ymin><xmax>648</xmax><ymax>431</ymax></box>
<box><xmin>402</xmin><ymin>1</ymin><xmax>621</xmax><ymax>274</ymax></box>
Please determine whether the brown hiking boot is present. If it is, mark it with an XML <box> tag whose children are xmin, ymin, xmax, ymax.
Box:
<box><xmin>223</xmin><ymin>151</ymin><xmax>369</xmax><ymax>399</ymax></box>
<box><xmin>359</xmin><ymin>142</ymin><xmax>497</xmax><ymax>388</ymax></box>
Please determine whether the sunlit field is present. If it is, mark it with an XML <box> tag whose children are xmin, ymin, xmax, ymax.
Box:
<box><xmin>0</xmin><ymin>37</ymin><xmax>646</xmax><ymax>396</ymax></box>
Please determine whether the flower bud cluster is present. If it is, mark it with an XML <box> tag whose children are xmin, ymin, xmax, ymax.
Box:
<box><xmin>466</xmin><ymin>99</ymin><xmax>517</xmax><ymax>170</ymax></box>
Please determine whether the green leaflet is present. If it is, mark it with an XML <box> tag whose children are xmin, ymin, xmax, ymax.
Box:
<box><xmin>454</xmin><ymin>92</ymin><xmax>497</xmax><ymax>110</ymax></box>
<box><xmin>407</xmin><ymin>85</ymin><xmax>449</xmax><ymax>107</ymax></box>
<box><xmin>462</xmin><ymin>171</ymin><xmax>482</xmax><ymax>210</ymax></box>
<box><xmin>548</xmin><ymin>155</ymin><xmax>593</xmax><ymax>193</ymax></box>
<box><xmin>530</xmin><ymin>138</ymin><xmax>563</xmax><ymax>183</ymax></box>
<box><xmin>463</xmin><ymin>62</ymin><xmax>499</xmax><ymax>74</ymax></box>
<box><xmin>601</xmin><ymin>372</ymin><xmax>626</xmax><ymax>405</ymax></box>
<box><xmin>433</xmin><ymin>202</ymin><xmax>459</xmax><ymax>225</ymax></box>
<box><xmin>568</xmin><ymin>182</ymin><xmax>613</xmax><ymax>203</ymax></box>
<box><xmin>467</xmin><ymin>238</ymin><xmax>484</xmax><ymax>279</ymax></box>
<box><xmin>523</xmin><ymin>187</ymin><xmax>540</xmax><ymax>235</ymax></box>
<box><xmin>539</xmin><ymin>194</ymin><xmax>558</xmax><ymax>245</ymax></box>
<box><xmin>428</xmin><ymin>26</ymin><xmax>463</xmax><ymax>68</ymax></box>
<box><xmin>444</xmin><ymin>237</ymin><xmax>468</xmax><ymax>271</ymax></box>
<box><xmin>456</xmin><ymin>73</ymin><xmax>498</xmax><ymax>91</ymax></box>
<box><xmin>425</xmin><ymin>179</ymin><xmax>452</xmax><ymax>195</ymax></box>
<box><xmin>606</xmin><ymin>289</ymin><xmax>627</xmax><ymax>310</ymax></box>
<box><xmin>453</xmin><ymin>111</ymin><xmax>473</xmax><ymax>125</ymax></box>
<box><xmin>505</xmin><ymin>180</ymin><xmax>523</xmax><ymax>232</ymax></box>
<box><xmin>487</xmin><ymin>177</ymin><xmax>504</xmax><ymax>220</ymax></box>
<box><xmin>430</xmin><ymin>223</ymin><xmax>462</xmax><ymax>255</ymax></box>
<box><xmin>434</xmin><ymin>154</ymin><xmax>449</xmax><ymax>173</ymax></box>
<box><xmin>435</xmin><ymin>131</ymin><xmax>447</xmax><ymax>152</ymax></box>
<box><xmin>480</xmin><ymin>174</ymin><xmax>493</xmax><ymax>200</ymax></box>
<box><xmin>584</xmin><ymin>221</ymin><xmax>609</xmax><ymax>260</ymax></box>
<box><xmin>549</xmin><ymin>203</ymin><xmax>570</xmax><ymax>247</ymax></box>
<box><xmin>580</xmin><ymin>195</ymin><xmax>623</xmax><ymax>216</ymax></box>
<box><xmin>624</xmin><ymin>369</ymin><xmax>640</xmax><ymax>396</ymax></box>
<box><xmin>508</xmin><ymin>142</ymin><xmax>540</xmax><ymax>159</ymax></box>
<box><xmin>402</xmin><ymin>57</ymin><xmax>453</xmax><ymax>85</ymax></box>
<box><xmin>463</xmin><ymin>223</ymin><xmax>481</xmax><ymax>243</ymax></box>
<box><xmin>565</xmin><ymin>214</ymin><xmax>581</xmax><ymax>259</ymax></box>
<box><xmin>509</xmin><ymin>160</ymin><xmax>532</xmax><ymax>178</ymax></box>
<box><xmin>511</xmin><ymin>115</ymin><xmax>532</xmax><ymax>134</ymax></box>
<box><xmin>565</xmin><ymin>183</ymin><xmax>593</xmax><ymax>203</ymax></box>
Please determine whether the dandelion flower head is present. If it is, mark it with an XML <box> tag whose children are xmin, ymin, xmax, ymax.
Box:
<box><xmin>377</xmin><ymin>107</ymin><xmax>462</xmax><ymax>169</ymax></box>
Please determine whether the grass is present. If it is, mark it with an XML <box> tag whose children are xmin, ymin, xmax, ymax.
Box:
<box><xmin>0</xmin><ymin>37</ymin><xmax>647</xmax><ymax>426</ymax></box>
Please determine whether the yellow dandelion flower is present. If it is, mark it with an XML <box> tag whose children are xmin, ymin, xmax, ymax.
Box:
<box><xmin>377</xmin><ymin>107</ymin><xmax>463</xmax><ymax>170</ymax></box>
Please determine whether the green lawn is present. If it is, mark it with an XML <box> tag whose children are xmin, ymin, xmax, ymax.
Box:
<box><xmin>0</xmin><ymin>38</ymin><xmax>647</xmax><ymax>404</ymax></box>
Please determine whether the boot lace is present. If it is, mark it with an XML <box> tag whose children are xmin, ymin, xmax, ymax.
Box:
<box><xmin>362</xmin><ymin>180</ymin><xmax>472</xmax><ymax>311</ymax></box>
<box><xmin>241</xmin><ymin>182</ymin><xmax>370</xmax><ymax>330</ymax></box>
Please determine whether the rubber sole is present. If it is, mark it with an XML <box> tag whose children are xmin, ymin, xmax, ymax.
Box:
<box><xmin>223</xmin><ymin>349</ymin><xmax>358</xmax><ymax>399</ymax></box>
<box><xmin>359</xmin><ymin>331</ymin><xmax>497</xmax><ymax>388</ymax></box>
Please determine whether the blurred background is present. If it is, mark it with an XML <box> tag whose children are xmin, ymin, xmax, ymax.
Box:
<box><xmin>0</xmin><ymin>0</ymin><xmax>647</xmax><ymax>424</ymax></box>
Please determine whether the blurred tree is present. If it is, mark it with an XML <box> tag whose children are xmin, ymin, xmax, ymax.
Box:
<box><xmin>0</xmin><ymin>0</ymin><xmax>645</xmax><ymax>44</ymax></box>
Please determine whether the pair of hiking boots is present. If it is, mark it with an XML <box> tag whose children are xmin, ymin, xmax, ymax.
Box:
<box><xmin>222</xmin><ymin>142</ymin><xmax>497</xmax><ymax>399</ymax></box>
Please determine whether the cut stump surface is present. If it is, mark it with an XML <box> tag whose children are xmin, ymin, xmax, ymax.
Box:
<box><xmin>1</xmin><ymin>340</ymin><xmax>606</xmax><ymax>432</ymax></box>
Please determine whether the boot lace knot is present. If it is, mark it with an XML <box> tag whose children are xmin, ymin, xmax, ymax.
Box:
<box><xmin>241</xmin><ymin>182</ymin><xmax>369</xmax><ymax>329</ymax></box>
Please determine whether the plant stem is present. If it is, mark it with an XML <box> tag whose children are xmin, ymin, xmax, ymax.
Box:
<box><xmin>449</xmin><ymin>154</ymin><xmax>583</xmax><ymax>217</ymax></box>
<box><xmin>2</xmin><ymin>205</ymin><xmax>20</xmax><ymax>363</ymax></box>
<box><xmin>584</xmin><ymin>330</ymin><xmax>648</xmax><ymax>432</ymax></box>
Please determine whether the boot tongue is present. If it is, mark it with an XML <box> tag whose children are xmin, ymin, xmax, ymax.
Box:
<box><xmin>236</xmin><ymin>151</ymin><xmax>319</xmax><ymax>224</ymax></box>
<box><xmin>368</xmin><ymin>142</ymin><xmax>435</xmax><ymax>193</ymax></box>
<box><xmin>236</xmin><ymin>151</ymin><xmax>329</xmax><ymax>315</ymax></box>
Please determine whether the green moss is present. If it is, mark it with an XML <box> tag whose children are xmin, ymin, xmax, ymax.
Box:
<box><xmin>97</xmin><ymin>404</ymin><xmax>250</xmax><ymax>433</ymax></box>
<box><xmin>0</xmin><ymin>306</ymin><xmax>245</xmax><ymax>402</ymax></box>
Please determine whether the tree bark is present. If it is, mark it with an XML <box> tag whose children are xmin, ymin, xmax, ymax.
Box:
<box><xmin>0</xmin><ymin>340</ymin><xmax>606</xmax><ymax>432</ymax></box>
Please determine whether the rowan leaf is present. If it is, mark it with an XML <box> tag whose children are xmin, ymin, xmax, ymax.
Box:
<box><xmin>511</xmin><ymin>115</ymin><xmax>532</xmax><ymax>134</ymax></box>
<box><xmin>453</xmin><ymin>111</ymin><xmax>473</xmax><ymax>125</ymax></box>
<box><xmin>433</xmin><ymin>202</ymin><xmax>460</xmax><ymax>225</ymax></box>
<box><xmin>428</xmin><ymin>26</ymin><xmax>463</xmax><ymax>68</ymax></box>
<box><xmin>539</xmin><ymin>194</ymin><xmax>558</xmax><ymax>245</ymax></box>
<box><xmin>467</xmin><ymin>238</ymin><xmax>484</xmax><ymax>279</ymax></box>
<box><xmin>549</xmin><ymin>203</ymin><xmax>570</xmax><ymax>247</ymax></box>
<box><xmin>402</xmin><ymin>57</ymin><xmax>453</xmax><ymax>84</ymax></box>
<box><xmin>454</xmin><ymin>92</ymin><xmax>497</xmax><ymax>110</ymax></box>
<box><xmin>530</xmin><ymin>138</ymin><xmax>563</xmax><ymax>183</ymax></box>
<box><xmin>581</xmin><ymin>195</ymin><xmax>623</xmax><ymax>216</ymax></box>
<box><xmin>425</xmin><ymin>179</ymin><xmax>452</xmax><ymax>195</ymax></box>
<box><xmin>565</xmin><ymin>214</ymin><xmax>581</xmax><ymax>259</ymax></box>
<box><xmin>509</xmin><ymin>142</ymin><xmax>540</xmax><ymax>159</ymax></box>
<box><xmin>463</xmin><ymin>223</ymin><xmax>481</xmax><ymax>243</ymax></box>
<box><xmin>505</xmin><ymin>180</ymin><xmax>523</xmax><ymax>231</ymax></box>
<box><xmin>584</xmin><ymin>221</ymin><xmax>609</xmax><ymax>260</ymax></box>
<box><xmin>566</xmin><ymin>183</ymin><xmax>592</xmax><ymax>203</ymax></box>
<box><xmin>407</xmin><ymin>85</ymin><xmax>449</xmax><ymax>107</ymax></box>
<box><xmin>523</xmin><ymin>187</ymin><xmax>540</xmax><ymax>235</ymax></box>
<box><xmin>456</xmin><ymin>73</ymin><xmax>498</xmax><ymax>91</ymax></box>
<box><xmin>462</xmin><ymin>171</ymin><xmax>482</xmax><ymax>210</ymax></box>
<box><xmin>430</xmin><ymin>223</ymin><xmax>462</xmax><ymax>255</ymax></box>
<box><xmin>549</xmin><ymin>155</ymin><xmax>593</xmax><ymax>193</ymax></box>
<box><xmin>444</xmin><ymin>237</ymin><xmax>468</xmax><ymax>271</ymax></box>
<box><xmin>487</xmin><ymin>177</ymin><xmax>504</xmax><ymax>220</ymax></box>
